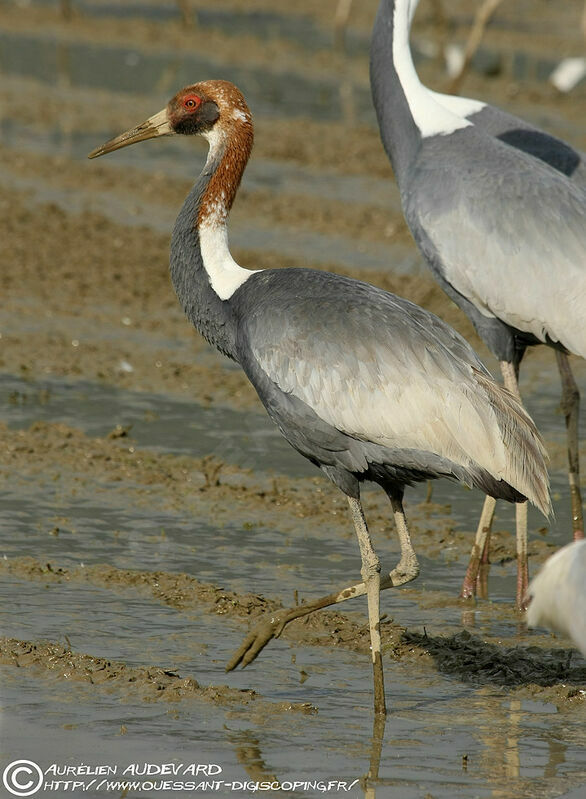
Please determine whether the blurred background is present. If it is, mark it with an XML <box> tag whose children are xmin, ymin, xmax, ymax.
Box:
<box><xmin>0</xmin><ymin>0</ymin><xmax>584</xmax><ymax>384</ymax></box>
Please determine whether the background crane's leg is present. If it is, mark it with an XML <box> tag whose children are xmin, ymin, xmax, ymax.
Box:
<box><xmin>460</xmin><ymin>495</ymin><xmax>496</xmax><ymax>599</ymax></box>
<box><xmin>347</xmin><ymin>495</ymin><xmax>386</xmax><ymax>716</ymax></box>
<box><xmin>447</xmin><ymin>0</ymin><xmax>506</xmax><ymax>94</ymax></box>
<box><xmin>500</xmin><ymin>360</ymin><xmax>530</xmax><ymax>608</ymax></box>
<box><xmin>555</xmin><ymin>350</ymin><xmax>584</xmax><ymax>541</ymax></box>
<box><xmin>460</xmin><ymin>359</ymin><xmax>529</xmax><ymax>603</ymax></box>
<box><xmin>515</xmin><ymin>501</ymin><xmax>528</xmax><ymax>608</ymax></box>
<box><xmin>477</xmin><ymin>521</ymin><xmax>491</xmax><ymax>600</ymax></box>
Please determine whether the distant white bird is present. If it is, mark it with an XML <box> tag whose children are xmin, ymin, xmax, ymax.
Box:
<box><xmin>526</xmin><ymin>540</ymin><xmax>586</xmax><ymax>656</ymax></box>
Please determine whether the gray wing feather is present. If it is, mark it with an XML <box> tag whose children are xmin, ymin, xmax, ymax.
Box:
<box><xmin>407</xmin><ymin>133</ymin><xmax>586</xmax><ymax>357</ymax></box>
<box><xmin>471</xmin><ymin>105</ymin><xmax>586</xmax><ymax>187</ymax></box>
<box><xmin>242</xmin><ymin>276</ymin><xmax>509</xmax><ymax>477</ymax></box>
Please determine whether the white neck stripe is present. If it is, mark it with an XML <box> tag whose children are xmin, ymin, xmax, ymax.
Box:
<box><xmin>199</xmin><ymin>125</ymin><xmax>260</xmax><ymax>300</ymax></box>
<box><xmin>393</xmin><ymin>0</ymin><xmax>471</xmax><ymax>138</ymax></box>
<box><xmin>427</xmin><ymin>89</ymin><xmax>486</xmax><ymax>119</ymax></box>
<box><xmin>199</xmin><ymin>220</ymin><xmax>259</xmax><ymax>301</ymax></box>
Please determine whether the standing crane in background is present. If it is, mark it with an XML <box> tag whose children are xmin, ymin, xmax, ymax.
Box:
<box><xmin>406</xmin><ymin>0</ymin><xmax>586</xmax><ymax>599</ymax></box>
<box><xmin>371</xmin><ymin>0</ymin><xmax>586</xmax><ymax>607</ymax></box>
<box><xmin>89</xmin><ymin>79</ymin><xmax>550</xmax><ymax>716</ymax></box>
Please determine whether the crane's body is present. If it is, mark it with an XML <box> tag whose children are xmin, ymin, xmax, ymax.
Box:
<box><xmin>402</xmin><ymin>129</ymin><xmax>586</xmax><ymax>364</ymax></box>
<box><xmin>371</xmin><ymin>0</ymin><xmax>586</xmax><ymax>366</ymax></box>
<box><xmin>235</xmin><ymin>270</ymin><xmax>545</xmax><ymax>504</ymax></box>
<box><xmin>405</xmin><ymin>1</ymin><xmax>586</xmax><ymax>186</ymax></box>
<box><xmin>89</xmin><ymin>78</ymin><xmax>550</xmax><ymax>716</ymax></box>
<box><xmin>427</xmin><ymin>91</ymin><xmax>586</xmax><ymax>187</ymax></box>
<box><xmin>422</xmin><ymin>40</ymin><xmax>586</xmax><ymax>601</ymax></box>
<box><xmin>371</xmin><ymin>0</ymin><xmax>586</xmax><ymax>604</ymax></box>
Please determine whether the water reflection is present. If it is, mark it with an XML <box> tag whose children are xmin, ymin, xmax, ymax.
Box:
<box><xmin>228</xmin><ymin>730</ymin><xmax>278</xmax><ymax>786</ymax></box>
<box><xmin>504</xmin><ymin>698</ymin><xmax>522</xmax><ymax>780</ymax></box>
<box><xmin>225</xmin><ymin>685</ymin><xmax>584</xmax><ymax>798</ymax></box>
<box><xmin>226</xmin><ymin>715</ymin><xmax>388</xmax><ymax>798</ymax></box>
<box><xmin>481</xmin><ymin>697</ymin><xmax>575</xmax><ymax>797</ymax></box>
<box><xmin>361</xmin><ymin>713</ymin><xmax>386</xmax><ymax>799</ymax></box>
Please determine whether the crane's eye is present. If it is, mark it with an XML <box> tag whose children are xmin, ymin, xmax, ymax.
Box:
<box><xmin>183</xmin><ymin>95</ymin><xmax>202</xmax><ymax>111</ymax></box>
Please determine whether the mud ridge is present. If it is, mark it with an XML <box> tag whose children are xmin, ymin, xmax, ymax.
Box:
<box><xmin>0</xmin><ymin>636</ymin><xmax>317</xmax><ymax>715</ymax></box>
<box><xmin>0</xmin><ymin>555</ymin><xmax>409</xmax><ymax>659</ymax></box>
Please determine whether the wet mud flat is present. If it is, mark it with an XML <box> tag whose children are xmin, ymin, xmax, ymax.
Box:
<box><xmin>1</xmin><ymin>0</ymin><xmax>586</xmax><ymax>797</ymax></box>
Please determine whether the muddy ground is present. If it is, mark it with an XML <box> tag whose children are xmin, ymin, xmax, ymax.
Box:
<box><xmin>1</xmin><ymin>1</ymin><xmax>586</xmax><ymax>797</ymax></box>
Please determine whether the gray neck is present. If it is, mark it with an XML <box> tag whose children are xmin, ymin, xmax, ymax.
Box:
<box><xmin>169</xmin><ymin>163</ymin><xmax>237</xmax><ymax>360</ymax></box>
<box><xmin>370</xmin><ymin>0</ymin><xmax>422</xmax><ymax>186</ymax></box>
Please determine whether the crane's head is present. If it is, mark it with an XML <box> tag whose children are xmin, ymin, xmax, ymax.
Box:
<box><xmin>88</xmin><ymin>80</ymin><xmax>252</xmax><ymax>159</ymax></box>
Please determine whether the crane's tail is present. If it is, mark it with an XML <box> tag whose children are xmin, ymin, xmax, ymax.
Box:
<box><xmin>472</xmin><ymin>369</ymin><xmax>552</xmax><ymax>518</ymax></box>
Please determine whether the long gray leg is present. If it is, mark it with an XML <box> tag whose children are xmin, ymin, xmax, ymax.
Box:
<box><xmin>515</xmin><ymin>501</ymin><xmax>528</xmax><ymax>608</ymax></box>
<box><xmin>555</xmin><ymin>351</ymin><xmax>584</xmax><ymax>541</ymax></box>
<box><xmin>385</xmin><ymin>487</ymin><xmax>420</xmax><ymax>585</ymax></box>
<box><xmin>347</xmin><ymin>496</ymin><xmax>386</xmax><ymax>716</ymax></box>
<box><xmin>228</xmin><ymin>495</ymin><xmax>387</xmax><ymax>716</ymax></box>
<box><xmin>226</xmin><ymin>491</ymin><xmax>419</xmax><ymax>676</ymax></box>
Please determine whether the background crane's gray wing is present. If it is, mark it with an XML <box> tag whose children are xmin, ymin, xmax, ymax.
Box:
<box><xmin>408</xmin><ymin>134</ymin><xmax>586</xmax><ymax>357</ymax></box>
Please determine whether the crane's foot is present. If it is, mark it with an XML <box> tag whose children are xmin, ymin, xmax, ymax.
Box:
<box><xmin>225</xmin><ymin>555</ymin><xmax>420</xmax><ymax>672</ymax></box>
<box><xmin>226</xmin><ymin>610</ymin><xmax>293</xmax><ymax>671</ymax></box>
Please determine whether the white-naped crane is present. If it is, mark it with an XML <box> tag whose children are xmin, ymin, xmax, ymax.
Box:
<box><xmin>371</xmin><ymin>0</ymin><xmax>586</xmax><ymax>608</ymax></box>
<box><xmin>526</xmin><ymin>539</ymin><xmax>586</xmax><ymax>657</ymax></box>
<box><xmin>89</xmin><ymin>80</ymin><xmax>550</xmax><ymax>716</ymax></box>
<box><xmin>407</xmin><ymin>0</ymin><xmax>586</xmax><ymax>601</ymax></box>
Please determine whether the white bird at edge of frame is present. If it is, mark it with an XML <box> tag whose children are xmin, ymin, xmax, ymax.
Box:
<box><xmin>88</xmin><ymin>79</ymin><xmax>551</xmax><ymax>717</ymax></box>
<box><xmin>526</xmin><ymin>540</ymin><xmax>586</xmax><ymax>657</ymax></box>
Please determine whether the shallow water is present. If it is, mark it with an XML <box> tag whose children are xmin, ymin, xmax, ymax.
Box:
<box><xmin>8</xmin><ymin>0</ymin><xmax>575</xmax><ymax>85</ymax></box>
<box><xmin>1</xmin><ymin>369</ymin><xmax>586</xmax><ymax>798</ymax></box>
<box><xmin>1</xmin><ymin>583</ymin><xmax>585</xmax><ymax>799</ymax></box>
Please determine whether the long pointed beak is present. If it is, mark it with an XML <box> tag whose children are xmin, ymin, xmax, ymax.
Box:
<box><xmin>88</xmin><ymin>108</ymin><xmax>173</xmax><ymax>158</ymax></box>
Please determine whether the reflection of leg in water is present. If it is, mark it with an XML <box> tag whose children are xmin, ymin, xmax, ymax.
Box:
<box><xmin>228</xmin><ymin>730</ymin><xmax>278</xmax><ymax>786</ymax></box>
<box><xmin>362</xmin><ymin>712</ymin><xmax>386</xmax><ymax>799</ymax></box>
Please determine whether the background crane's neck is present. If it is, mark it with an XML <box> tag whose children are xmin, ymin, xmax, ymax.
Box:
<box><xmin>170</xmin><ymin>119</ymin><xmax>257</xmax><ymax>359</ymax></box>
<box><xmin>370</xmin><ymin>0</ymin><xmax>470</xmax><ymax>185</ymax></box>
